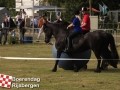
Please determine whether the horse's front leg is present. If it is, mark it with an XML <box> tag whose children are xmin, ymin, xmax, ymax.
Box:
<box><xmin>52</xmin><ymin>51</ymin><xmax>62</xmax><ymax>72</ymax></box>
<box><xmin>100</xmin><ymin>60</ymin><xmax>108</xmax><ymax>70</ymax></box>
<box><xmin>94</xmin><ymin>52</ymin><xmax>102</xmax><ymax>73</ymax></box>
<box><xmin>95</xmin><ymin>59</ymin><xmax>101</xmax><ymax>72</ymax></box>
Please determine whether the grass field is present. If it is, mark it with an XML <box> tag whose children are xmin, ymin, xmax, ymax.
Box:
<box><xmin>0</xmin><ymin>43</ymin><xmax>120</xmax><ymax>90</ymax></box>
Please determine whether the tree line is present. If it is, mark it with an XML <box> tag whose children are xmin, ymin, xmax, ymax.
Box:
<box><xmin>0</xmin><ymin>0</ymin><xmax>15</xmax><ymax>16</ymax></box>
<box><xmin>0</xmin><ymin>0</ymin><xmax>119</xmax><ymax>20</ymax></box>
<box><xmin>48</xmin><ymin>0</ymin><xmax>120</xmax><ymax>21</ymax></box>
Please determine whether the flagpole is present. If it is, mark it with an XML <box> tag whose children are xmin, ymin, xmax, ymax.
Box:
<box><xmin>89</xmin><ymin>0</ymin><xmax>92</xmax><ymax>16</ymax></box>
<box><xmin>32</xmin><ymin>0</ymin><xmax>34</xmax><ymax>36</ymax></box>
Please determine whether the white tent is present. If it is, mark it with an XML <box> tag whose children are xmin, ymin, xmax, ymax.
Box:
<box><xmin>15</xmin><ymin>5</ymin><xmax>65</xmax><ymax>10</ymax></box>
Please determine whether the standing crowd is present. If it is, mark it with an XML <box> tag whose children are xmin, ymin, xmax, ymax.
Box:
<box><xmin>0</xmin><ymin>9</ymin><xmax>47</xmax><ymax>45</ymax></box>
<box><xmin>0</xmin><ymin>7</ymin><xmax>90</xmax><ymax>46</ymax></box>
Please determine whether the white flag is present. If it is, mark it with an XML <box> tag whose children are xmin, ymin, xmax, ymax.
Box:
<box><xmin>102</xmin><ymin>2</ymin><xmax>108</xmax><ymax>15</ymax></box>
<box><xmin>99</xmin><ymin>4</ymin><xmax>103</xmax><ymax>12</ymax></box>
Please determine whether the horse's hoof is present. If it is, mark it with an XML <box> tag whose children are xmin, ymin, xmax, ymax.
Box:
<box><xmin>52</xmin><ymin>69</ymin><xmax>57</xmax><ymax>72</ymax></box>
<box><xmin>82</xmin><ymin>65</ymin><xmax>87</xmax><ymax>70</ymax></box>
<box><xmin>73</xmin><ymin>66</ymin><xmax>79</xmax><ymax>72</ymax></box>
<box><xmin>100</xmin><ymin>66</ymin><xmax>108</xmax><ymax>70</ymax></box>
<box><xmin>74</xmin><ymin>69</ymin><xmax>79</xmax><ymax>72</ymax></box>
<box><xmin>94</xmin><ymin>69</ymin><xmax>101</xmax><ymax>73</ymax></box>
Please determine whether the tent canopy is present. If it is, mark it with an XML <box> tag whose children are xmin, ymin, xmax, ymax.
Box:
<box><xmin>15</xmin><ymin>5</ymin><xmax>65</xmax><ymax>10</ymax></box>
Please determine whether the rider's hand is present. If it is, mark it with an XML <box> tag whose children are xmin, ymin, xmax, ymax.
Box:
<box><xmin>67</xmin><ymin>26</ymin><xmax>69</xmax><ymax>29</ymax></box>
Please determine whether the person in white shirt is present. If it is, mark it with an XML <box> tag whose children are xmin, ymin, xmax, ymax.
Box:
<box><xmin>20</xmin><ymin>9</ymin><xmax>27</xmax><ymax>20</ymax></box>
<box><xmin>15</xmin><ymin>12</ymin><xmax>22</xmax><ymax>26</ymax></box>
<box><xmin>32</xmin><ymin>16</ymin><xmax>38</xmax><ymax>33</ymax></box>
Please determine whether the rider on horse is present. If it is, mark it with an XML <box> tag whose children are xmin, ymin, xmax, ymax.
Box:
<box><xmin>65</xmin><ymin>10</ymin><xmax>82</xmax><ymax>52</ymax></box>
<box><xmin>81</xmin><ymin>7</ymin><xmax>90</xmax><ymax>34</ymax></box>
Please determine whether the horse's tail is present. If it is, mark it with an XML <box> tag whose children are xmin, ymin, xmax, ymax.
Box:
<box><xmin>109</xmin><ymin>33</ymin><xmax>119</xmax><ymax>66</ymax></box>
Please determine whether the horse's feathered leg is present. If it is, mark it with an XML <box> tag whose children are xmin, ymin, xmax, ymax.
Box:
<box><xmin>100</xmin><ymin>48</ymin><xmax>111</xmax><ymax>70</ymax></box>
<box><xmin>52</xmin><ymin>60</ymin><xmax>59</xmax><ymax>72</ymax></box>
<box><xmin>52</xmin><ymin>51</ymin><xmax>62</xmax><ymax>72</ymax></box>
<box><xmin>94</xmin><ymin>51</ymin><xmax>102</xmax><ymax>73</ymax></box>
<box><xmin>73</xmin><ymin>60</ymin><xmax>79</xmax><ymax>72</ymax></box>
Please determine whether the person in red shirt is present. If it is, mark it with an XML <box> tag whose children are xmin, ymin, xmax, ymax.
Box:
<box><xmin>81</xmin><ymin>7</ymin><xmax>90</xmax><ymax>34</ymax></box>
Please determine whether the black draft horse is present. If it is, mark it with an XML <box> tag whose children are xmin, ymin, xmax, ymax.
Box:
<box><xmin>43</xmin><ymin>20</ymin><xmax>119</xmax><ymax>72</ymax></box>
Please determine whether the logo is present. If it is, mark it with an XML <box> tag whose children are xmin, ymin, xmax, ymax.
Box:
<box><xmin>0</xmin><ymin>74</ymin><xmax>40</xmax><ymax>89</ymax></box>
<box><xmin>0</xmin><ymin>74</ymin><xmax>12</xmax><ymax>88</ymax></box>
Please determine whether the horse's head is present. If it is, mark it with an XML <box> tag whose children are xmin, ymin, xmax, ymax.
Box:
<box><xmin>43</xmin><ymin>23</ymin><xmax>53</xmax><ymax>43</ymax></box>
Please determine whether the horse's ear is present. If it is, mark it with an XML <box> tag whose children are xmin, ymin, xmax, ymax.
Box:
<box><xmin>43</xmin><ymin>17</ymin><xmax>47</xmax><ymax>24</ymax></box>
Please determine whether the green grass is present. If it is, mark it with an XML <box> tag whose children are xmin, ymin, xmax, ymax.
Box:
<box><xmin>0</xmin><ymin>43</ymin><xmax>52</xmax><ymax>58</ymax></box>
<box><xmin>0</xmin><ymin>44</ymin><xmax>120</xmax><ymax>90</ymax></box>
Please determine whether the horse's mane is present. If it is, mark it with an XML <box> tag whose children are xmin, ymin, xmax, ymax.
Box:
<box><xmin>43</xmin><ymin>20</ymin><xmax>73</xmax><ymax>38</ymax></box>
<box><xmin>48</xmin><ymin>20</ymin><xmax>69</xmax><ymax>26</ymax></box>
<box><xmin>45</xmin><ymin>21</ymin><xmax>69</xmax><ymax>31</ymax></box>
<box><xmin>58</xmin><ymin>20</ymin><xmax>70</xmax><ymax>26</ymax></box>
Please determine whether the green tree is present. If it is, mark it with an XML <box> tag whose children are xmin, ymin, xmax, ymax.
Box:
<box><xmin>0</xmin><ymin>0</ymin><xmax>15</xmax><ymax>16</ymax></box>
<box><xmin>48</xmin><ymin>0</ymin><xmax>120</xmax><ymax>21</ymax></box>
<box><xmin>1</xmin><ymin>0</ymin><xmax>119</xmax><ymax>18</ymax></box>
<box><xmin>48</xmin><ymin>0</ymin><xmax>87</xmax><ymax>21</ymax></box>
<box><xmin>0</xmin><ymin>0</ymin><xmax>15</xmax><ymax>9</ymax></box>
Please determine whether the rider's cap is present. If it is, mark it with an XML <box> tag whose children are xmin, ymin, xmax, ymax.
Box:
<box><xmin>81</xmin><ymin>7</ymin><xmax>87</xmax><ymax>12</ymax></box>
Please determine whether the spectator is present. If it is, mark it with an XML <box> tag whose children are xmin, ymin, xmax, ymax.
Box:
<box><xmin>37</xmin><ymin>15</ymin><xmax>45</xmax><ymax>42</ymax></box>
<box><xmin>20</xmin><ymin>9</ymin><xmax>27</xmax><ymax>20</ymax></box>
<box><xmin>5</xmin><ymin>13</ymin><xmax>16</xmax><ymax>30</ymax></box>
<box><xmin>31</xmin><ymin>16</ymin><xmax>38</xmax><ymax>33</ymax></box>
<box><xmin>0</xmin><ymin>30</ymin><xmax>1</xmax><ymax>44</ymax></box>
<box><xmin>81</xmin><ymin>7</ymin><xmax>90</xmax><ymax>35</ymax></box>
<box><xmin>15</xmin><ymin>12</ymin><xmax>22</xmax><ymax>26</ymax></box>
<box><xmin>18</xmin><ymin>19</ymin><xmax>25</xmax><ymax>44</ymax></box>
<box><xmin>0</xmin><ymin>18</ymin><xmax>9</xmax><ymax>45</ymax></box>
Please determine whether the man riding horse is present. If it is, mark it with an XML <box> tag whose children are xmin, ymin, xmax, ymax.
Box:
<box><xmin>65</xmin><ymin>10</ymin><xmax>82</xmax><ymax>52</ymax></box>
